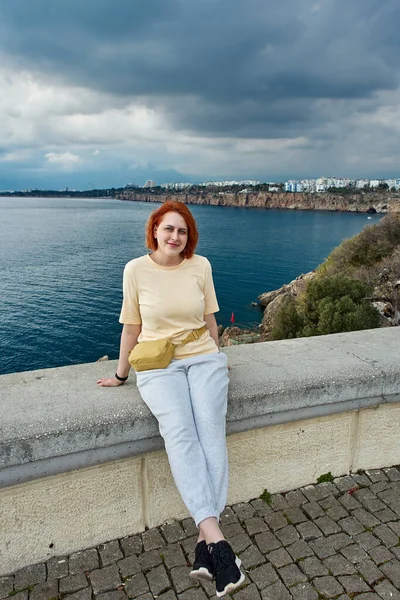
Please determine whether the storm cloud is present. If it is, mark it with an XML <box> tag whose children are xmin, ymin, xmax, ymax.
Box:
<box><xmin>0</xmin><ymin>0</ymin><xmax>399</xmax><ymax>187</ymax></box>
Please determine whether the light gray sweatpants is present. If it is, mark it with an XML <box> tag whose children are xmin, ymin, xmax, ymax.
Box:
<box><xmin>136</xmin><ymin>351</ymin><xmax>229</xmax><ymax>526</ymax></box>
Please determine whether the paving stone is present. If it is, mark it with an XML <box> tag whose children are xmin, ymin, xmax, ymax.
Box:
<box><xmin>96</xmin><ymin>592</ymin><xmax>127</xmax><ymax>600</ymax></box>
<box><xmin>270</xmin><ymin>494</ymin><xmax>290</xmax><ymax>511</ymax></box>
<box><xmin>371</xmin><ymin>481</ymin><xmax>391</xmax><ymax>495</ymax></box>
<box><xmin>388</xmin><ymin>521</ymin><xmax>400</xmax><ymax>536</ymax></box>
<box><xmin>158</xmin><ymin>591</ymin><xmax>178</xmax><ymax>600</ymax></box>
<box><xmin>181</xmin><ymin>518</ymin><xmax>197</xmax><ymax>537</ymax></box>
<box><xmin>378</xmin><ymin>489</ymin><xmax>400</xmax><ymax>507</ymax></box>
<box><xmin>295</xmin><ymin>521</ymin><xmax>322</xmax><ymax>541</ymax></box>
<box><xmin>308</xmin><ymin>537</ymin><xmax>336</xmax><ymax>559</ymax></box>
<box><xmin>170</xmin><ymin>566</ymin><xmax>198</xmax><ymax>594</ymax></box>
<box><xmin>265</xmin><ymin>547</ymin><xmax>293</xmax><ymax>569</ymax></box>
<box><xmin>334</xmin><ymin>476</ymin><xmax>358</xmax><ymax>492</ymax></box>
<box><xmin>354</xmin><ymin>595</ymin><xmax>380</xmax><ymax>600</ymax></box>
<box><xmin>229</xmin><ymin>533</ymin><xmax>252</xmax><ymax>554</ymax></box>
<box><xmin>99</xmin><ymin>541</ymin><xmax>123</xmax><ymax>566</ymax></box>
<box><xmin>275</xmin><ymin>525</ymin><xmax>300</xmax><ymax>546</ymax></box>
<box><xmin>221</xmin><ymin>522</ymin><xmax>245</xmax><ymax>538</ymax></box>
<box><xmin>198</xmin><ymin>578</ymin><xmax>215</xmax><ymax>597</ymax></box>
<box><xmin>59</xmin><ymin>573</ymin><xmax>88</xmax><ymax>595</ymax></box>
<box><xmin>219</xmin><ymin>506</ymin><xmax>239</xmax><ymax>524</ymax></box>
<box><xmin>302</xmin><ymin>502</ymin><xmax>325</xmax><ymax>520</ymax></box>
<box><xmin>239</xmin><ymin>544</ymin><xmax>266</xmax><ymax>568</ymax></box>
<box><xmin>70</xmin><ymin>549</ymin><xmax>99</xmax><ymax>574</ymax></box>
<box><xmin>353</xmin><ymin>508</ymin><xmax>380</xmax><ymax>528</ymax></box>
<box><xmin>290</xmin><ymin>581</ymin><xmax>318</xmax><ymax>600</ymax></box>
<box><xmin>353</xmin><ymin>488</ymin><xmax>377</xmax><ymax>506</ymax></box>
<box><xmin>286</xmin><ymin>540</ymin><xmax>314</xmax><ymax>561</ymax></box>
<box><xmin>368</xmin><ymin>545</ymin><xmax>394</xmax><ymax>565</ymax></box>
<box><xmin>313</xmin><ymin>575</ymin><xmax>344</xmax><ymax>598</ymax></box>
<box><xmin>7</xmin><ymin>593</ymin><xmax>28</xmax><ymax>600</ymax></box>
<box><xmin>338</xmin><ymin>492</ymin><xmax>362</xmax><ymax>511</ymax></box>
<box><xmin>232</xmin><ymin>502</ymin><xmax>256</xmax><ymax>520</ymax></box>
<box><xmin>124</xmin><ymin>572</ymin><xmax>149</xmax><ymax>598</ymax></box>
<box><xmin>298</xmin><ymin>556</ymin><xmax>329</xmax><ymax>578</ymax></box>
<box><xmin>146</xmin><ymin>564</ymin><xmax>170</xmax><ymax>596</ymax></box>
<box><xmin>328</xmin><ymin>533</ymin><xmax>353</xmax><ymax>550</ymax></box>
<box><xmin>142</xmin><ymin>528</ymin><xmax>165</xmax><ymax>551</ymax></box>
<box><xmin>90</xmin><ymin>565</ymin><xmax>121</xmax><ymax>594</ymax></box>
<box><xmin>283</xmin><ymin>507</ymin><xmax>307</xmax><ymax>524</ymax></box>
<box><xmin>338</xmin><ymin>515</ymin><xmax>365</xmax><ymax>536</ymax></box>
<box><xmin>255</xmin><ymin>531</ymin><xmax>281</xmax><ymax>554</ymax></box>
<box><xmin>325</xmin><ymin>505</ymin><xmax>349</xmax><ymax>521</ymax></box>
<box><xmin>250</xmin><ymin>498</ymin><xmax>274</xmax><ymax>516</ymax></box>
<box><xmin>375</xmin><ymin>508</ymin><xmax>399</xmax><ymax>523</ymax></box>
<box><xmin>366</xmin><ymin>470</ymin><xmax>388</xmax><ymax>483</ymax></box>
<box><xmin>338</xmin><ymin>575</ymin><xmax>371</xmax><ymax>594</ymax></box>
<box><xmin>181</xmin><ymin>536</ymin><xmax>197</xmax><ymax>556</ymax></box>
<box><xmin>161</xmin><ymin>521</ymin><xmax>186</xmax><ymax>544</ymax></box>
<box><xmin>319</xmin><ymin>495</ymin><xmax>340</xmax><ymax>510</ymax></box>
<box><xmin>278</xmin><ymin>564</ymin><xmax>307</xmax><ymax>587</ymax></box>
<box><xmin>356</xmin><ymin>559</ymin><xmax>384</xmax><ymax>585</ymax></box>
<box><xmin>118</xmin><ymin>555</ymin><xmax>142</xmax><ymax>579</ymax></box>
<box><xmin>233</xmin><ymin>583</ymin><xmax>260</xmax><ymax>600</ymax></box>
<box><xmin>323</xmin><ymin>554</ymin><xmax>356</xmax><ymax>576</ymax></box>
<box><xmin>340</xmin><ymin>544</ymin><xmax>369</xmax><ymax>564</ymax></box>
<box><xmin>120</xmin><ymin>536</ymin><xmax>143</xmax><ymax>557</ymax></box>
<box><xmin>301</xmin><ymin>485</ymin><xmax>324</xmax><ymax>503</ymax></box>
<box><xmin>249</xmin><ymin>563</ymin><xmax>279</xmax><ymax>589</ymax></box>
<box><xmin>374</xmin><ymin>579</ymin><xmax>400</xmax><ymax>599</ymax></box>
<box><xmin>47</xmin><ymin>555</ymin><xmax>69</xmax><ymax>579</ymax></box>
<box><xmin>0</xmin><ymin>576</ymin><xmax>13</xmax><ymax>599</ymax></box>
<box><xmin>64</xmin><ymin>589</ymin><xmax>92</xmax><ymax>600</ymax></box>
<box><xmin>162</xmin><ymin>544</ymin><xmax>187</xmax><ymax>569</ymax></box>
<box><xmin>314</xmin><ymin>516</ymin><xmax>341</xmax><ymax>535</ymax></box>
<box><xmin>30</xmin><ymin>579</ymin><xmax>59</xmax><ymax>600</ymax></box>
<box><xmin>138</xmin><ymin>549</ymin><xmax>163</xmax><ymax>571</ymax></box>
<box><xmin>178</xmin><ymin>589</ymin><xmax>207</xmax><ymax>600</ymax></box>
<box><xmin>318</xmin><ymin>482</ymin><xmax>340</xmax><ymax>498</ymax></box>
<box><xmin>244</xmin><ymin>516</ymin><xmax>269</xmax><ymax>535</ymax></box>
<box><xmin>14</xmin><ymin>563</ymin><xmax>46</xmax><ymax>590</ymax></box>
<box><xmin>261</xmin><ymin>580</ymin><xmax>292</xmax><ymax>599</ymax></box>
<box><xmin>264</xmin><ymin>511</ymin><xmax>288</xmax><ymax>531</ymax></box>
<box><xmin>285</xmin><ymin>490</ymin><xmax>308</xmax><ymax>507</ymax></box>
<box><xmin>353</xmin><ymin>472</ymin><xmax>373</xmax><ymax>487</ymax></box>
<box><xmin>379</xmin><ymin>559</ymin><xmax>400</xmax><ymax>587</ymax></box>
<box><xmin>391</xmin><ymin>546</ymin><xmax>400</xmax><ymax>561</ymax></box>
<box><xmin>374</xmin><ymin>524</ymin><xmax>399</xmax><ymax>547</ymax></box>
<box><xmin>384</xmin><ymin>467</ymin><xmax>400</xmax><ymax>481</ymax></box>
<box><xmin>354</xmin><ymin>531</ymin><xmax>381</xmax><ymax>551</ymax></box>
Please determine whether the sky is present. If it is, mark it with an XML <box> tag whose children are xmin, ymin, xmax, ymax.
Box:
<box><xmin>0</xmin><ymin>0</ymin><xmax>400</xmax><ymax>190</ymax></box>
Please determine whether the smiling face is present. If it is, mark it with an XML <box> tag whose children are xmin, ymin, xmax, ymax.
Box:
<box><xmin>153</xmin><ymin>211</ymin><xmax>189</xmax><ymax>263</ymax></box>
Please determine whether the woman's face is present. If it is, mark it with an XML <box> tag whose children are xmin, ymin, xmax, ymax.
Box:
<box><xmin>154</xmin><ymin>211</ymin><xmax>188</xmax><ymax>258</ymax></box>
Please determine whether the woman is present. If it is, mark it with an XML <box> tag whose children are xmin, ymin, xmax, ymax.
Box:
<box><xmin>97</xmin><ymin>201</ymin><xmax>244</xmax><ymax>597</ymax></box>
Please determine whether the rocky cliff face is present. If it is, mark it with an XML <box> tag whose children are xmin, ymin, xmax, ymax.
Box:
<box><xmin>116</xmin><ymin>190</ymin><xmax>400</xmax><ymax>213</ymax></box>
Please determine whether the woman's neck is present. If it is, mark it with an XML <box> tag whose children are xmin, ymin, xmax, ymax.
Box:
<box><xmin>149</xmin><ymin>251</ymin><xmax>184</xmax><ymax>267</ymax></box>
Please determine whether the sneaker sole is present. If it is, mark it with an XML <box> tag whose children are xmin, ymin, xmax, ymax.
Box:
<box><xmin>189</xmin><ymin>566</ymin><xmax>213</xmax><ymax>582</ymax></box>
<box><xmin>215</xmin><ymin>558</ymin><xmax>245</xmax><ymax>598</ymax></box>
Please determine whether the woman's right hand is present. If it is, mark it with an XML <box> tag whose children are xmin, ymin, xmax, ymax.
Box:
<box><xmin>96</xmin><ymin>377</ymin><xmax>125</xmax><ymax>387</ymax></box>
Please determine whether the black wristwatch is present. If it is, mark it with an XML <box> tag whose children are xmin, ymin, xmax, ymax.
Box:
<box><xmin>115</xmin><ymin>372</ymin><xmax>129</xmax><ymax>382</ymax></box>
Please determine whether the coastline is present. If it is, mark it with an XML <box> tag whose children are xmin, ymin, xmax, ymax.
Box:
<box><xmin>116</xmin><ymin>190</ymin><xmax>400</xmax><ymax>213</ymax></box>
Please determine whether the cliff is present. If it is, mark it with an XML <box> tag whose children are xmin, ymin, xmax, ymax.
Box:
<box><xmin>116</xmin><ymin>190</ymin><xmax>400</xmax><ymax>213</ymax></box>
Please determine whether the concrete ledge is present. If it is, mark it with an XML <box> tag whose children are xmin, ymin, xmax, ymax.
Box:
<box><xmin>1</xmin><ymin>328</ymin><xmax>400</xmax><ymax>573</ymax></box>
<box><xmin>1</xmin><ymin>328</ymin><xmax>399</xmax><ymax>487</ymax></box>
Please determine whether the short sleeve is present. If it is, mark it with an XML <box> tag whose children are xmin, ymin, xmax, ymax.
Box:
<box><xmin>203</xmin><ymin>259</ymin><xmax>219</xmax><ymax>315</ymax></box>
<box><xmin>119</xmin><ymin>263</ymin><xmax>142</xmax><ymax>325</ymax></box>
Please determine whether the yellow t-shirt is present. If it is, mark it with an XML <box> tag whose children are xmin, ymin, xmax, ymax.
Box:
<box><xmin>119</xmin><ymin>254</ymin><xmax>219</xmax><ymax>359</ymax></box>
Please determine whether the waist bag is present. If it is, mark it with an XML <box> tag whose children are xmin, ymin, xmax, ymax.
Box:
<box><xmin>128</xmin><ymin>325</ymin><xmax>207</xmax><ymax>372</ymax></box>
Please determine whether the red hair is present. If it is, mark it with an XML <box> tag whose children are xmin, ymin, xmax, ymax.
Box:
<box><xmin>145</xmin><ymin>201</ymin><xmax>199</xmax><ymax>259</ymax></box>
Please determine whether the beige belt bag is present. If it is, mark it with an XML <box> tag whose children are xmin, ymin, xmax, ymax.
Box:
<box><xmin>128</xmin><ymin>325</ymin><xmax>207</xmax><ymax>372</ymax></box>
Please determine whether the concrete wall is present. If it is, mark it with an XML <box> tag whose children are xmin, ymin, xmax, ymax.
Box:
<box><xmin>1</xmin><ymin>328</ymin><xmax>399</xmax><ymax>574</ymax></box>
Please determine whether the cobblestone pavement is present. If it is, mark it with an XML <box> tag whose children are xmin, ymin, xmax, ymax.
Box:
<box><xmin>2</xmin><ymin>468</ymin><xmax>400</xmax><ymax>600</ymax></box>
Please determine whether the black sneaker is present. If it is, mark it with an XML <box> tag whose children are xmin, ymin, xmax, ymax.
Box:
<box><xmin>208</xmin><ymin>540</ymin><xmax>245</xmax><ymax>597</ymax></box>
<box><xmin>189</xmin><ymin>540</ymin><xmax>214</xmax><ymax>581</ymax></box>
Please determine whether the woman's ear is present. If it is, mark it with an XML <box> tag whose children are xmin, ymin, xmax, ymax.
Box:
<box><xmin>153</xmin><ymin>224</ymin><xmax>157</xmax><ymax>239</ymax></box>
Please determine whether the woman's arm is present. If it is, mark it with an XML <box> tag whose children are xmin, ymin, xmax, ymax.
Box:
<box><xmin>204</xmin><ymin>313</ymin><xmax>219</xmax><ymax>350</ymax></box>
<box><xmin>97</xmin><ymin>323</ymin><xmax>141</xmax><ymax>387</ymax></box>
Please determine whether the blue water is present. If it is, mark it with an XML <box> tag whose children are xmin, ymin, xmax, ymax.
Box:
<box><xmin>0</xmin><ymin>197</ymin><xmax>380</xmax><ymax>375</ymax></box>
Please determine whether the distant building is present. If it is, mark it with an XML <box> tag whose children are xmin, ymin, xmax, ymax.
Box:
<box><xmin>144</xmin><ymin>180</ymin><xmax>157</xmax><ymax>188</ymax></box>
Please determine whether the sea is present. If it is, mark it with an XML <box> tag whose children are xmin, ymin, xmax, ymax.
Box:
<box><xmin>0</xmin><ymin>196</ymin><xmax>380</xmax><ymax>375</ymax></box>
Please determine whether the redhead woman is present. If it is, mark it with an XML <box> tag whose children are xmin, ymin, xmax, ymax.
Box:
<box><xmin>97</xmin><ymin>201</ymin><xmax>244</xmax><ymax>597</ymax></box>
